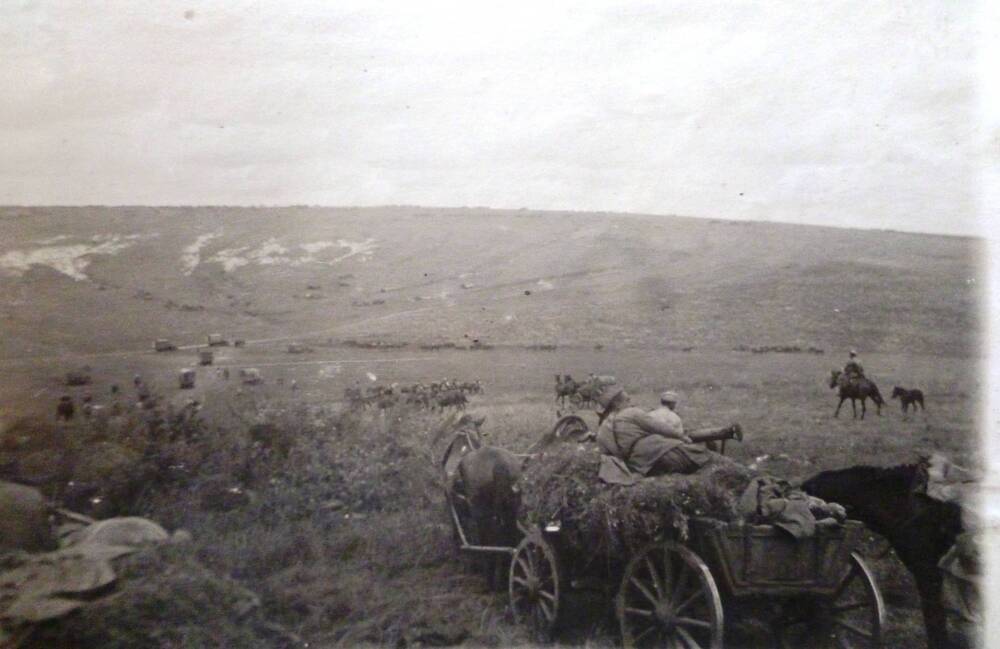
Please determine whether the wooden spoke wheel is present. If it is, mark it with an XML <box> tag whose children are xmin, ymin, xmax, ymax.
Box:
<box><xmin>551</xmin><ymin>415</ymin><xmax>590</xmax><ymax>443</ymax></box>
<box><xmin>509</xmin><ymin>533</ymin><xmax>561</xmax><ymax>640</ymax></box>
<box><xmin>617</xmin><ymin>540</ymin><xmax>723</xmax><ymax>649</ymax></box>
<box><xmin>774</xmin><ymin>552</ymin><xmax>885</xmax><ymax>649</ymax></box>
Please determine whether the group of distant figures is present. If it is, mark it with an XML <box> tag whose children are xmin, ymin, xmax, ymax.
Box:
<box><xmin>55</xmin><ymin>374</ymin><xmax>203</xmax><ymax>423</ymax></box>
<box><xmin>553</xmin><ymin>373</ymin><xmax>618</xmax><ymax>409</ymax></box>
<box><xmin>830</xmin><ymin>349</ymin><xmax>926</xmax><ymax>419</ymax></box>
<box><xmin>344</xmin><ymin>378</ymin><xmax>483</xmax><ymax>411</ymax></box>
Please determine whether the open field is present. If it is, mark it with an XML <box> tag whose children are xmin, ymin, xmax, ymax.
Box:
<box><xmin>0</xmin><ymin>206</ymin><xmax>983</xmax><ymax>647</ymax></box>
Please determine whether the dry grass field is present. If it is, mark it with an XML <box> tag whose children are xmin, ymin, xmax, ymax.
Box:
<box><xmin>0</xmin><ymin>206</ymin><xmax>983</xmax><ymax>648</ymax></box>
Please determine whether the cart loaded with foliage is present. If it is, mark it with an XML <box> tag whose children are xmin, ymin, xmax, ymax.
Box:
<box><xmin>448</xmin><ymin>417</ymin><xmax>886</xmax><ymax>649</ymax></box>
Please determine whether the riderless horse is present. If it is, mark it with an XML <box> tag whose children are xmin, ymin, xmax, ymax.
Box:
<box><xmin>892</xmin><ymin>386</ymin><xmax>926</xmax><ymax>414</ymax></box>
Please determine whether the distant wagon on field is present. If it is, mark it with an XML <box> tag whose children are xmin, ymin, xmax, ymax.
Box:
<box><xmin>154</xmin><ymin>339</ymin><xmax>177</xmax><ymax>352</ymax></box>
<box><xmin>240</xmin><ymin>368</ymin><xmax>263</xmax><ymax>385</ymax></box>
<box><xmin>64</xmin><ymin>370</ymin><xmax>92</xmax><ymax>386</ymax></box>
<box><xmin>207</xmin><ymin>333</ymin><xmax>228</xmax><ymax>347</ymax></box>
<box><xmin>199</xmin><ymin>350</ymin><xmax>214</xmax><ymax>366</ymax></box>
<box><xmin>178</xmin><ymin>368</ymin><xmax>196</xmax><ymax>390</ymax></box>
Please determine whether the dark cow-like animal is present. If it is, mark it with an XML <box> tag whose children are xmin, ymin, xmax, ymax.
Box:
<box><xmin>554</xmin><ymin>374</ymin><xmax>579</xmax><ymax>407</ymax></box>
<box><xmin>436</xmin><ymin>390</ymin><xmax>468</xmax><ymax>411</ymax></box>
<box><xmin>802</xmin><ymin>463</ymin><xmax>964</xmax><ymax>649</ymax></box>
<box><xmin>892</xmin><ymin>386</ymin><xmax>925</xmax><ymax>414</ymax></box>
<box><xmin>56</xmin><ymin>396</ymin><xmax>74</xmax><ymax>421</ymax></box>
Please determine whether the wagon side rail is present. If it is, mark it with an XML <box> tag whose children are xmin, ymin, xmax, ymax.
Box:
<box><xmin>446</xmin><ymin>491</ymin><xmax>517</xmax><ymax>555</ymax></box>
<box><xmin>689</xmin><ymin>517</ymin><xmax>865</xmax><ymax>598</ymax></box>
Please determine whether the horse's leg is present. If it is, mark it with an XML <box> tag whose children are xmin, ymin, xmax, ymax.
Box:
<box><xmin>916</xmin><ymin>572</ymin><xmax>949</xmax><ymax>649</ymax></box>
<box><xmin>860</xmin><ymin>397</ymin><xmax>866</xmax><ymax>420</ymax></box>
<box><xmin>851</xmin><ymin>398</ymin><xmax>857</xmax><ymax>419</ymax></box>
<box><xmin>834</xmin><ymin>397</ymin><xmax>845</xmax><ymax>418</ymax></box>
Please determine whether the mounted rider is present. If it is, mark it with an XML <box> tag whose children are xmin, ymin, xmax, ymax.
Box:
<box><xmin>842</xmin><ymin>350</ymin><xmax>865</xmax><ymax>387</ymax></box>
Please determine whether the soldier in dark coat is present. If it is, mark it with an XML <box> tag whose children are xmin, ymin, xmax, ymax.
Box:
<box><xmin>56</xmin><ymin>395</ymin><xmax>75</xmax><ymax>421</ymax></box>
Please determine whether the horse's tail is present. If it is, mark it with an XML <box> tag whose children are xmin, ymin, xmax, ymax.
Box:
<box><xmin>869</xmin><ymin>382</ymin><xmax>885</xmax><ymax>406</ymax></box>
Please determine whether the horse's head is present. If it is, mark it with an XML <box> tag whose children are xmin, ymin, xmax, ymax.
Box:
<box><xmin>891</xmin><ymin>387</ymin><xmax>903</xmax><ymax>399</ymax></box>
<box><xmin>829</xmin><ymin>370</ymin><xmax>841</xmax><ymax>388</ymax></box>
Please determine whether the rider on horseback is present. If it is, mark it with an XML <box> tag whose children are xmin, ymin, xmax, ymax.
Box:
<box><xmin>843</xmin><ymin>350</ymin><xmax>865</xmax><ymax>384</ymax></box>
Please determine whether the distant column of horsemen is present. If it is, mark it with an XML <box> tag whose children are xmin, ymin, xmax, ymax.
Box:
<box><xmin>344</xmin><ymin>378</ymin><xmax>483</xmax><ymax>411</ymax></box>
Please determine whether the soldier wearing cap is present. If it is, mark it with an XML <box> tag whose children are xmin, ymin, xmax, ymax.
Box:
<box><xmin>649</xmin><ymin>390</ymin><xmax>740</xmax><ymax>453</ymax></box>
<box><xmin>843</xmin><ymin>350</ymin><xmax>864</xmax><ymax>381</ymax></box>
<box><xmin>595</xmin><ymin>385</ymin><xmax>706</xmax><ymax>476</ymax></box>
<box><xmin>648</xmin><ymin>391</ymin><xmax>684</xmax><ymax>434</ymax></box>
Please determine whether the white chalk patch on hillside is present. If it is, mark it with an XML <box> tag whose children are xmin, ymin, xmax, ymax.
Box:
<box><xmin>209</xmin><ymin>247</ymin><xmax>251</xmax><ymax>272</ymax></box>
<box><xmin>300</xmin><ymin>241</ymin><xmax>336</xmax><ymax>254</ymax></box>
<box><xmin>206</xmin><ymin>238</ymin><xmax>377</xmax><ymax>272</ymax></box>
<box><xmin>331</xmin><ymin>239</ymin><xmax>377</xmax><ymax>263</ymax></box>
<box><xmin>0</xmin><ymin>234</ymin><xmax>142</xmax><ymax>281</ymax></box>
<box><xmin>181</xmin><ymin>231</ymin><xmax>221</xmax><ymax>275</ymax></box>
<box><xmin>32</xmin><ymin>235</ymin><xmax>72</xmax><ymax>245</ymax></box>
<box><xmin>250</xmin><ymin>238</ymin><xmax>290</xmax><ymax>265</ymax></box>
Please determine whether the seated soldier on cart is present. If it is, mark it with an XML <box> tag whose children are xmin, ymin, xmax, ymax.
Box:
<box><xmin>595</xmin><ymin>384</ymin><xmax>741</xmax><ymax>478</ymax></box>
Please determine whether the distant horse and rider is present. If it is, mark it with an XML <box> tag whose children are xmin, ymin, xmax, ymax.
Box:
<box><xmin>829</xmin><ymin>349</ymin><xmax>885</xmax><ymax>419</ymax></box>
<box><xmin>829</xmin><ymin>369</ymin><xmax>885</xmax><ymax>419</ymax></box>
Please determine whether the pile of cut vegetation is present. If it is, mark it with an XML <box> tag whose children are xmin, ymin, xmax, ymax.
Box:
<box><xmin>519</xmin><ymin>446</ymin><xmax>758</xmax><ymax>557</ymax></box>
<box><xmin>22</xmin><ymin>546</ymin><xmax>293</xmax><ymax>649</ymax></box>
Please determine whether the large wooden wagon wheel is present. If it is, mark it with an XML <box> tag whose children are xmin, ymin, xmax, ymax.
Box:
<box><xmin>551</xmin><ymin>415</ymin><xmax>590</xmax><ymax>442</ymax></box>
<box><xmin>773</xmin><ymin>552</ymin><xmax>884</xmax><ymax>649</ymax></box>
<box><xmin>617</xmin><ymin>540</ymin><xmax>724</xmax><ymax>649</ymax></box>
<box><xmin>509</xmin><ymin>532</ymin><xmax>561</xmax><ymax>640</ymax></box>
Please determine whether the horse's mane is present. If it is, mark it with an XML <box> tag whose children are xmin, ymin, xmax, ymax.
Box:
<box><xmin>805</xmin><ymin>463</ymin><xmax>919</xmax><ymax>494</ymax></box>
<box><xmin>817</xmin><ymin>463</ymin><xmax>916</xmax><ymax>482</ymax></box>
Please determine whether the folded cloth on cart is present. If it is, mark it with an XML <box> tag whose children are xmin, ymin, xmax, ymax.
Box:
<box><xmin>738</xmin><ymin>476</ymin><xmax>847</xmax><ymax>540</ymax></box>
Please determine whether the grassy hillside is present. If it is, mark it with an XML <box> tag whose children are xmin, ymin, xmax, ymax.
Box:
<box><xmin>0</xmin><ymin>206</ymin><xmax>982</xmax><ymax>360</ymax></box>
<box><xmin>0</xmin><ymin>206</ymin><xmax>983</xmax><ymax>648</ymax></box>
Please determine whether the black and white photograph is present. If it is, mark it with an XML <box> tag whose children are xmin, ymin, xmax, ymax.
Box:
<box><xmin>0</xmin><ymin>2</ymin><xmax>995</xmax><ymax>648</ymax></box>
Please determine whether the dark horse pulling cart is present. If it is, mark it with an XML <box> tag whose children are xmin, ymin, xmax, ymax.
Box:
<box><xmin>444</xmin><ymin>416</ymin><xmax>885</xmax><ymax>648</ymax></box>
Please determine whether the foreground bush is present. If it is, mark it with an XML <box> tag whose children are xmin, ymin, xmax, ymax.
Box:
<box><xmin>24</xmin><ymin>545</ymin><xmax>295</xmax><ymax>649</ymax></box>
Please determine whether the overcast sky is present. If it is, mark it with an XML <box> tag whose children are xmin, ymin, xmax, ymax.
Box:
<box><xmin>0</xmin><ymin>1</ymin><xmax>989</xmax><ymax>235</ymax></box>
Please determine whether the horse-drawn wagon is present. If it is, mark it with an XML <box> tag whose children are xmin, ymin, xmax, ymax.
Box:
<box><xmin>444</xmin><ymin>416</ymin><xmax>885</xmax><ymax>649</ymax></box>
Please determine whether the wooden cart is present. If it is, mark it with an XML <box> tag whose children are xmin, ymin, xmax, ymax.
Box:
<box><xmin>506</xmin><ymin>511</ymin><xmax>883</xmax><ymax>649</ymax></box>
<box><xmin>446</xmin><ymin>416</ymin><xmax>885</xmax><ymax>648</ymax></box>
